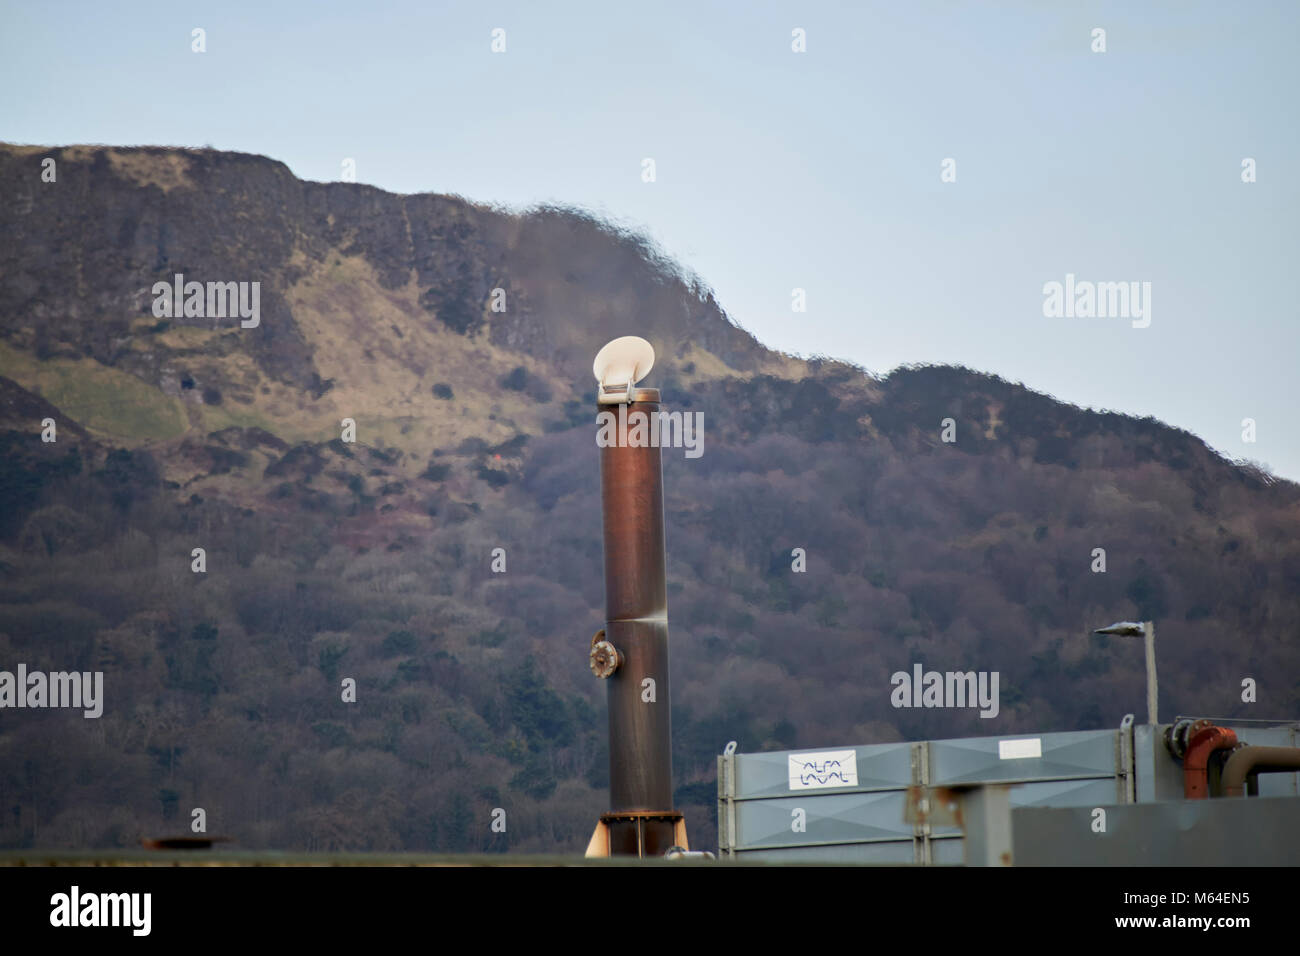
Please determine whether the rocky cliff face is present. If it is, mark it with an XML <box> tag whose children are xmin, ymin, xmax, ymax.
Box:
<box><xmin>1</xmin><ymin>144</ymin><xmax>771</xmax><ymax>391</ymax></box>
<box><xmin>1</xmin><ymin>143</ymin><xmax>1297</xmax><ymax>854</ymax></box>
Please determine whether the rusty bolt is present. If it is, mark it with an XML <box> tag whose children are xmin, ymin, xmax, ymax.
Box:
<box><xmin>590</xmin><ymin>639</ymin><xmax>622</xmax><ymax>678</ymax></box>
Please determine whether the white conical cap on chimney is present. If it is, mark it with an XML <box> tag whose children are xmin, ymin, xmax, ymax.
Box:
<box><xmin>593</xmin><ymin>336</ymin><xmax>655</xmax><ymax>402</ymax></box>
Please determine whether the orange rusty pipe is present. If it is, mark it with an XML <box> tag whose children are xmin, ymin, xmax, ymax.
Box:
<box><xmin>1222</xmin><ymin>746</ymin><xmax>1300</xmax><ymax>798</ymax></box>
<box><xmin>1183</xmin><ymin>725</ymin><xmax>1237</xmax><ymax>799</ymax></box>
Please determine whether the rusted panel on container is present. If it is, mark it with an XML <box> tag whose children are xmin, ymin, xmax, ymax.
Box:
<box><xmin>904</xmin><ymin>786</ymin><xmax>964</xmax><ymax>829</ymax></box>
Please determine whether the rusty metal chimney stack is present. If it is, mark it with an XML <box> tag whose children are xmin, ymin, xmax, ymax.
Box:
<box><xmin>584</xmin><ymin>337</ymin><xmax>687</xmax><ymax>857</ymax></box>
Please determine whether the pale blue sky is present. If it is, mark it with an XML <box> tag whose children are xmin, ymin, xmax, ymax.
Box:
<box><xmin>3</xmin><ymin>1</ymin><xmax>1297</xmax><ymax>478</ymax></box>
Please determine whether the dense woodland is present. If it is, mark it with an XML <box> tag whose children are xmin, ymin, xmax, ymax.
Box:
<box><xmin>1</xmin><ymin>145</ymin><xmax>1297</xmax><ymax>853</ymax></box>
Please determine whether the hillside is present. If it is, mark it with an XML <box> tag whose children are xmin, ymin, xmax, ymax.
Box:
<box><xmin>1</xmin><ymin>143</ymin><xmax>1298</xmax><ymax>853</ymax></box>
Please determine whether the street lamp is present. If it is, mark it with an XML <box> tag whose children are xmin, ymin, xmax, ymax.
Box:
<box><xmin>1093</xmin><ymin>620</ymin><xmax>1157</xmax><ymax>725</ymax></box>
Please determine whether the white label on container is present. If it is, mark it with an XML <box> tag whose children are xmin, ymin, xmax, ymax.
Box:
<box><xmin>998</xmin><ymin>738</ymin><xmax>1042</xmax><ymax>760</ymax></box>
<box><xmin>788</xmin><ymin>750</ymin><xmax>858</xmax><ymax>790</ymax></box>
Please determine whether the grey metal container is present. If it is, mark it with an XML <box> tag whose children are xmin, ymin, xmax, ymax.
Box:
<box><xmin>717</xmin><ymin>718</ymin><xmax>1299</xmax><ymax>862</ymax></box>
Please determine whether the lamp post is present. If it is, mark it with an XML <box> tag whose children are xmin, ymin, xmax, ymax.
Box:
<box><xmin>1094</xmin><ymin>620</ymin><xmax>1157</xmax><ymax>724</ymax></box>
